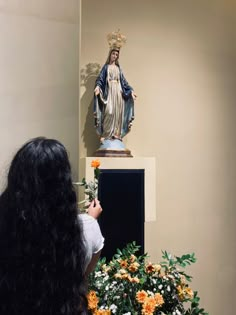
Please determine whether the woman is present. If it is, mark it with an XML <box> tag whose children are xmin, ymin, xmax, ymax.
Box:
<box><xmin>94</xmin><ymin>49</ymin><xmax>137</xmax><ymax>144</ymax></box>
<box><xmin>0</xmin><ymin>137</ymin><xmax>103</xmax><ymax>315</ymax></box>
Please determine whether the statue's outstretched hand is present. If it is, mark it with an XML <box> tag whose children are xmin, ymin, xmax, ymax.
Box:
<box><xmin>132</xmin><ymin>91</ymin><xmax>137</xmax><ymax>100</ymax></box>
<box><xmin>94</xmin><ymin>86</ymin><xmax>100</xmax><ymax>96</ymax></box>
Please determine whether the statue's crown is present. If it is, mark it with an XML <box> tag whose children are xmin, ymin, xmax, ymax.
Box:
<box><xmin>107</xmin><ymin>30</ymin><xmax>126</xmax><ymax>51</ymax></box>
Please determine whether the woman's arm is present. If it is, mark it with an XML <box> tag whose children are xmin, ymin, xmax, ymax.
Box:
<box><xmin>84</xmin><ymin>250</ymin><xmax>102</xmax><ymax>277</ymax></box>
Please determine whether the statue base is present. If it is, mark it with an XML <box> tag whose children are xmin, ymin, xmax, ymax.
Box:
<box><xmin>93</xmin><ymin>139</ymin><xmax>133</xmax><ymax>158</ymax></box>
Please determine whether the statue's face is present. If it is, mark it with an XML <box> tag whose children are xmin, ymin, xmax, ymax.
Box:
<box><xmin>110</xmin><ymin>50</ymin><xmax>119</xmax><ymax>63</ymax></box>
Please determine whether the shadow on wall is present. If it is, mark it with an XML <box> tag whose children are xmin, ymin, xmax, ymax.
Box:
<box><xmin>80</xmin><ymin>63</ymin><xmax>101</xmax><ymax>156</ymax></box>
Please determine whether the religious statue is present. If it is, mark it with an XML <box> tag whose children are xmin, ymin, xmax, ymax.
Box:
<box><xmin>93</xmin><ymin>30</ymin><xmax>137</xmax><ymax>157</ymax></box>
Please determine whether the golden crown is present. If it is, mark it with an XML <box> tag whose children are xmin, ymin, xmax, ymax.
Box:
<box><xmin>107</xmin><ymin>30</ymin><xmax>127</xmax><ymax>51</ymax></box>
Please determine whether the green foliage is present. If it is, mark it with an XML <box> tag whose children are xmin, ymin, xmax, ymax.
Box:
<box><xmin>88</xmin><ymin>242</ymin><xmax>208</xmax><ymax>315</ymax></box>
<box><xmin>73</xmin><ymin>163</ymin><xmax>100</xmax><ymax>212</ymax></box>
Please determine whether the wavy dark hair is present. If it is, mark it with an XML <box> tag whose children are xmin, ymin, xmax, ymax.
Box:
<box><xmin>0</xmin><ymin>137</ymin><xmax>87</xmax><ymax>315</ymax></box>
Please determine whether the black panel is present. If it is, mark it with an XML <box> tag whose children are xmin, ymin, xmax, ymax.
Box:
<box><xmin>98</xmin><ymin>169</ymin><xmax>144</xmax><ymax>261</ymax></box>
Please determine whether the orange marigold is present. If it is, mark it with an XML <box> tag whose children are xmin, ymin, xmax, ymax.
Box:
<box><xmin>87</xmin><ymin>290</ymin><xmax>99</xmax><ymax>310</ymax></box>
<box><xmin>91</xmin><ymin>159</ymin><xmax>100</xmax><ymax>168</ymax></box>
<box><xmin>154</xmin><ymin>293</ymin><xmax>164</xmax><ymax>306</ymax></box>
<box><xmin>136</xmin><ymin>290</ymin><xmax>148</xmax><ymax>303</ymax></box>
<box><xmin>142</xmin><ymin>297</ymin><xmax>156</xmax><ymax>315</ymax></box>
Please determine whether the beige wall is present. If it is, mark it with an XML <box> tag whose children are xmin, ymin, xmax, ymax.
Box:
<box><xmin>80</xmin><ymin>0</ymin><xmax>236</xmax><ymax>314</ymax></box>
<box><xmin>0</xmin><ymin>0</ymin><xmax>80</xmax><ymax>189</ymax></box>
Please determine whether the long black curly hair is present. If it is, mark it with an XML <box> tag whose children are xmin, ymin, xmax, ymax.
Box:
<box><xmin>0</xmin><ymin>137</ymin><xmax>87</xmax><ymax>315</ymax></box>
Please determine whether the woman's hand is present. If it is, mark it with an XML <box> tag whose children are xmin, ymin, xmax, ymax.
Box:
<box><xmin>132</xmin><ymin>91</ymin><xmax>137</xmax><ymax>100</ymax></box>
<box><xmin>94</xmin><ymin>86</ymin><xmax>100</xmax><ymax>96</ymax></box>
<box><xmin>87</xmin><ymin>198</ymin><xmax>102</xmax><ymax>219</ymax></box>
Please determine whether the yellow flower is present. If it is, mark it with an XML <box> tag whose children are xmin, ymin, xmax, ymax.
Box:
<box><xmin>136</xmin><ymin>290</ymin><xmax>148</xmax><ymax>303</ymax></box>
<box><xmin>114</xmin><ymin>273</ymin><xmax>122</xmax><ymax>279</ymax></box>
<box><xmin>154</xmin><ymin>264</ymin><xmax>161</xmax><ymax>272</ymax></box>
<box><xmin>185</xmin><ymin>287</ymin><xmax>194</xmax><ymax>299</ymax></box>
<box><xmin>102</xmin><ymin>264</ymin><xmax>111</xmax><ymax>273</ymax></box>
<box><xmin>91</xmin><ymin>159</ymin><xmax>100</xmax><ymax>168</ymax></box>
<box><xmin>142</xmin><ymin>297</ymin><xmax>156</xmax><ymax>315</ymax></box>
<box><xmin>121</xmin><ymin>273</ymin><xmax>132</xmax><ymax>281</ymax></box>
<box><xmin>87</xmin><ymin>290</ymin><xmax>99</xmax><ymax>310</ymax></box>
<box><xmin>177</xmin><ymin>285</ymin><xmax>194</xmax><ymax>300</ymax></box>
<box><xmin>154</xmin><ymin>293</ymin><xmax>164</xmax><ymax>306</ymax></box>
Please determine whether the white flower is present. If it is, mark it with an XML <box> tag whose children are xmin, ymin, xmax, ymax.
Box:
<box><xmin>110</xmin><ymin>304</ymin><xmax>117</xmax><ymax>313</ymax></box>
<box><xmin>123</xmin><ymin>313</ymin><xmax>131</xmax><ymax>315</ymax></box>
<box><xmin>167</xmin><ymin>285</ymin><xmax>171</xmax><ymax>292</ymax></box>
<box><xmin>158</xmin><ymin>284</ymin><xmax>163</xmax><ymax>289</ymax></box>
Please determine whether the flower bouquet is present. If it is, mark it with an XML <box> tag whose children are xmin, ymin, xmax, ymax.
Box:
<box><xmin>87</xmin><ymin>242</ymin><xmax>208</xmax><ymax>315</ymax></box>
<box><xmin>74</xmin><ymin>159</ymin><xmax>101</xmax><ymax>212</ymax></box>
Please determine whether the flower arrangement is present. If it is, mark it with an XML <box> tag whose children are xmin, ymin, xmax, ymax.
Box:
<box><xmin>87</xmin><ymin>242</ymin><xmax>208</xmax><ymax>315</ymax></box>
<box><xmin>74</xmin><ymin>159</ymin><xmax>101</xmax><ymax>212</ymax></box>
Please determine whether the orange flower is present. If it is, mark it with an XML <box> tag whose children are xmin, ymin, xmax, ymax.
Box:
<box><xmin>119</xmin><ymin>259</ymin><xmax>128</xmax><ymax>268</ymax></box>
<box><xmin>91</xmin><ymin>159</ymin><xmax>100</xmax><ymax>168</ymax></box>
<box><xmin>128</xmin><ymin>261</ymin><xmax>140</xmax><ymax>272</ymax></box>
<box><xmin>142</xmin><ymin>297</ymin><xmax>156</xmax><ymax>315</ymax></box>
<box><xmin>145</xmin><ymin>262</ymin><xmax>156</xmax><ymax>274</ymax></box>
<box><xmin>94</xmin><ymin>310</ymin><xmax>111</xmax><ymax>315</ymax></box>
<box><xmin>136</xmin><ymin>290</ymin><xmax>148</xmax><ymax>303</ymax></box>
<box><xmin>154</xmin><ymin>293</ymin><xmax>164</xmax><ymax>306</ymax></box>
<box><xmin>87</xmin><ymin>290</ymin><xmax>99</xmax><ymax>310</ymax></box>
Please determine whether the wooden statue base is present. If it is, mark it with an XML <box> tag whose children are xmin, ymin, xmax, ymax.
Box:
<box><xmin>93</xmin><ymin>149</ymin><xmax>133</xmax><ymax>158</ymax></box>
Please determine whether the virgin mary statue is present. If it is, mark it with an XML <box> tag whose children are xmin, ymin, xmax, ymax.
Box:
<box><xmin>93</xmin><ymin>30</ymin><xmax>137</xmax><ymax>157</ymax></box>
